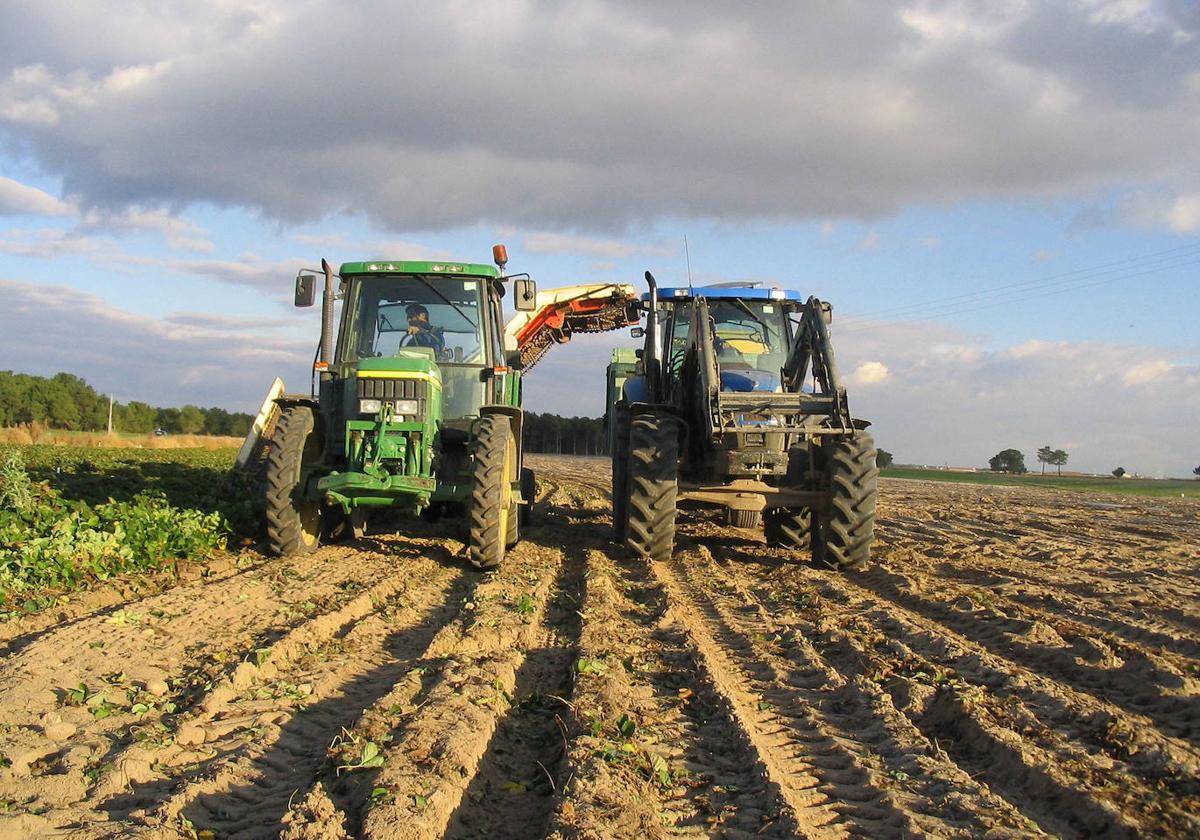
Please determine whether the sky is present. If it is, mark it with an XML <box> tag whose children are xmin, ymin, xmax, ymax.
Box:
<box><xmin>0</xmin><ymin>0</ymin><xmax>1197</xmax><ymax>476</ymax></box>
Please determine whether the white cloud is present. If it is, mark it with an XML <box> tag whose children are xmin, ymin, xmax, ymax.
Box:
<box><xmin>840</xmin><ymin>319</ymin><xmax>1200</xmax><ymax>476</ymax></box>
<box><xmin>164</xmin><ymin>312</ymin><xmax>296</xmax><ymax>331</ymax></box>
<box><xmin>290</xmin><ymin>232</ymin><xmax>451</xmax><ymax>262</ymax></box>
<box><xmin>1121</xmin><ymin>358</ymin><xmax>1172</xmax><ymax>385</ymax></box>
<box><xmin>79</xmin><ymin>206</ymin><xmax>214</xmax><ymax>252</ymax></box>
<box><xmin>0</xmin><ymin>3</ymin><xmax>1195</xmax><ymax>231</ymax></box>
<box><xmin>849</xmin><ymin>361</ymin><xmax>890</xmax><ymax>385</ymax></box>
<box><xmin>0</xmin><ymin>226</ymin><xmax>113</xmax><ymax>258</ymax></box>
<box><xmin>0</xmin><ymin>174</ymin><xmax>215</xmax><ymax>250</ymax></box>
<box><xmin>0</xmin><ymin>278</ymin><xmax>311</xmax><ymax>409</ymax></box>
<box><xmin>1165</xmin><ymin>194</ymin><xmax>1200</xmax><ymax>232</ymax></box>
<box><xmin>857</xmin><ymin>231</ymin><xmax>882</xmax><ymax>251</ymax></box>
<box><xmin>513</xmin><ymin>231</ymin><xmax>675</xmax><ymax>260</ymax></box>
<box><xmin>0</xmin><ymin>175</ymin><xmax>72</xmax><ymax>216</ymax></box>
<box><xmin>1122</xmin><ymin>190</ymin><xmax>1200</xmax><ymax>233</ymax></box>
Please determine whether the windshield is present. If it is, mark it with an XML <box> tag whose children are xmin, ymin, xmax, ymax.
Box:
<box><xmin>345</xmin><ymin>276</ymin><xmax>485</xmax><ymax>364</ymax></box>
<box><xmin>708</xmin><ymin>299</ymin><xmax>789</xmax><ymax>392</ymax></box>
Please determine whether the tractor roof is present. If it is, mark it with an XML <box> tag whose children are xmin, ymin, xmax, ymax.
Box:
<box><xmin>339</xmin><ymin>260</ymin><xmax>500</xmax><ymax>278</ymax></box>
<box><xmin>645</xmin><ymin>286</ymin><xmax>804</xmax><ymax>302</ymax></box>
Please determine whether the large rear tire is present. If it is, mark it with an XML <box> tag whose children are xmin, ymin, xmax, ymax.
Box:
<box><xmin>611</xmin><ymin>402</ymin><xmax>632</xmax><ymax>540</ymax></box>
<box><xmin>625</xmin><ymin>412</ymin><xmax>679</xmax><ymax>563</ymax></box>
<box><xmin>816</xmin><ymin>431</ymin><xmax>878</xmax><ymax>571</ymax></box>
<box><xmin>469</xmin><ymin>416</ymin><xmax>515</xmax><ymax>569</ymax></box>
<box><xmin>264</xmin><ymin>405</ymin><xmax>323</xmax><ymax>556</ymax></box>
<box><xmin>765</xmin><ymin>447</ymin><xmax>813</xmax><ymax>552</ymax></box>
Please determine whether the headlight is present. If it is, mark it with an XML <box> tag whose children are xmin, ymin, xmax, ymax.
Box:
<box><xmin>392</xmin><ymin>399</ymin><xmax>420</xmax><ymax>415</ymax></box>
<box><xmin>359</xmin><ymin>398</ymin><xmax>382</xmax><ymax>414</ymax></box>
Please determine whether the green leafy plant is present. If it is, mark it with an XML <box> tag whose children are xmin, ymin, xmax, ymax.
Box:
<box><xmin>513</xmin><ymin>593</ymin><xmax>535</xmax><ymax>616</ymax></box>
<box><xmin>337</xmin><ymin>741</ymin><xmax>385</xmax><ymax>773</ymax></box>
<box><xmin>575</xmin><ymin>658</ymin><xmax>607</xmax><ymax>676</ymax></box>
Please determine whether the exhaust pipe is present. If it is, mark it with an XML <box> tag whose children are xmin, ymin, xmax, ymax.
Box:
<box><xmin>319</xmin><ymin>258</ymin><xmax>336</xmax><ymax>382</ymax></box>
<box><xmin>644</xmin><ymin>270</ymin><xmax>660</xmax><ymax>397</ymax></box>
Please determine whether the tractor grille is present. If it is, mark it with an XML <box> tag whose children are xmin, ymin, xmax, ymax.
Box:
<box><xmin>357</xmin><ymin>377</ymin><xmax>428</xmax><ymax>401</ymax></box>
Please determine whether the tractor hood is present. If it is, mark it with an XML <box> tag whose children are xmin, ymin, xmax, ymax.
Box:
<box><xmin>354</xmin><ymin>350</ymin><xmax>442</xmax><ymax>384</ymax></box>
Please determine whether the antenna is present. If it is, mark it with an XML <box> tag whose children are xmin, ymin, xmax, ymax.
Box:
<box><xmin>684</xmin><ymin>235</ymin><xmax>694</xmax><ymax>295</ymax></box>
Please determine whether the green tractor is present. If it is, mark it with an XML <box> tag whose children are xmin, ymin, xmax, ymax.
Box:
<box><xmin>263</xmin><ymin>246</ymin><xmax>540</xmax><ymax>569</ymax></box>
<box><xmin>608</xmin><ymin>273</ymin><xmax>879</xmax><ymax>570</ymax></box>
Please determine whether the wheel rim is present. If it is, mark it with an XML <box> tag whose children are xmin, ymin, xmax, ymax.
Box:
<box><xmin>498</xmin><ymin>435</ymin><xmax>513</xmax><ymax>549</ymax></box>
<box><xmin>299</xmin><ymin>501</ymin><xmax>321</xmax><ymax>546</ymax></box>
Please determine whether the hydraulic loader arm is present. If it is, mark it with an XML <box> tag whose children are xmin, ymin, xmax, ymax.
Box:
<box><xmin>504</xmin><ymin>283</ymin><xmax>640</xmax><ymax>371</ymax></box>
<box><xmin>782</xmin><ymin>296</ymin><xmax>852</xmax><ymax>427</ymax></box>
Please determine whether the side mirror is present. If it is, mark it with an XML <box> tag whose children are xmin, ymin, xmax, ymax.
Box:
<box><xmin>295</xmin><ymin>273</ymin><xmax>316</xmax><ymax>307</ymax></box>
<box><xmin>513</xmin><ymin>277</ymin><xmax>537</xmax><ymax>312</ymax></box>
<box><xmin>630</xmin><ymin>327</ymin><xmax>645</xmax><ymax>338</ymax></box>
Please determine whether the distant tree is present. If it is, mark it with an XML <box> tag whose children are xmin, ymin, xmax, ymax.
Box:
<box><xmin>178</xmin><ymin>405</ymin><xmax>206</xmax><ymax>434</ymax></box>
<box><xmin>115</xmin><ymin>401</ymin><xmax>157</xmax><ymax>434</ymax></box>
<box><xmin>46</xmin><ymin>387</ymin><xmax>81</xmax><ymax>429</ymax></box>
<box><xmin>988</xmin><ymin>448</ymin><xmax>1027</xmax><ymax>474</ymax></box>
<box><xmin>1194</xmin><ymin>465</ymin><xmax>1200</xmax><ymax>480</ymax></box>
<box><xmin>226</xmin><ymin>414</ymin><xmax>252</xmax><ymax>438</ymax></box>
<box><xmin>876</xmin><ymin>449</ymin><xmax>894</xmax><ymax>468</ymax></box>
<box><xmin>1112</xmin><ymin>466</ymin><xmax>1126</xmax><ymax>478</ymax></box>
<box><xmin>1050</xmin><ymin>448</ymin><xmax>1069</xmax><ymax>476</ymax></box>
<box><xmin>1036</xmin><ymin>445</ymin><xmax>1054</xmax><ymax>476</ymax></box>
<box><xmin>156</xmin><ymin>407</ymin><xmax>182</xmax><ymax>434</ymax></box>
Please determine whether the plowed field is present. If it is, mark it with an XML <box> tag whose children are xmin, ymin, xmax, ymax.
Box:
<box><xmin>1</xmin><ymin>455</ymin><xmax>1197</xmax><ymax>839</ymax></box>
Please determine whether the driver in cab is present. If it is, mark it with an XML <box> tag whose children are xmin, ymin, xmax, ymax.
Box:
<box><xmin>404</xmin><ymin>304</ymin><xmax>446</xmax><ymax>357</ymax></box>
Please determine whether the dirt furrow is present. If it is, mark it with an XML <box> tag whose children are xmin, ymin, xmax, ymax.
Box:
<box><xmin>548</xmin><ymin>547</ymin><xmax>803</xmax><ymax>839</ymax></box>
<box><xmin>646</xmin><ymin>550</ymin><xmax>925</xmax><ymax>838</ymax></box>
<box><xmin>810</xmin><ymin>569</ymin><xmax>1199</xmax><ymax>836</ymax></box>
<box><xmin>115</xmin><ymin>557</ymin><xmax>469</xmax><ymax>838</ymax></box>
<box><xmin>0</xmin><ymin>541</ymin><xmax>453</xmax><ymax>831</ymax></box>
<box><xmin>674</xmin><ymin>545</ymin><xmax>1045</xmax><ymax>838</ymax></box>
<box><xmin>857</xmin><ymin>563</ymin><xmax>1200</xmax><ymax>750</ymax></box>
<box><xmin>355</xmin><ymin>543</ymin><xmax>570</xmax><ymax>838</ymax></box>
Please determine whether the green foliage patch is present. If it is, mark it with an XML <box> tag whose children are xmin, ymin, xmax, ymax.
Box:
<box><xmin>0</xmin><ymin>449</ymin><xmax>239</xmax><ymax>615</ymax></box>
<box><xmin>11</xmin><ymin>444</ymin><xmax>260</xmax><ymax>535</ymax></box>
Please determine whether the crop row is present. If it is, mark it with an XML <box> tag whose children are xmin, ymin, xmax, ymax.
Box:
<box><xmin>0</xmin><ymin>447</ymin><xmax>254</xmax><ymax>618</ymax></box>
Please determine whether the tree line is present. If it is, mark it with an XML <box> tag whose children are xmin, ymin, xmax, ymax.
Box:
<box><xmin>989</xmin><ymin>447</ymin><xmax>1071</xmax><ymax>475</ymax></box>
<box><xmin>0</xmin><ymin>371</ymin><xmax>255</xmax><ymax>437</ymax></box>
<box><xmin>523</xmin><ymin>413</ymin><xmax>608</xmax><ymax>455</ymax></box>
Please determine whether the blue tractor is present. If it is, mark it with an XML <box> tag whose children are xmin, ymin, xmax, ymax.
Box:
<box><xmin>607</xmin><ymin>273</ymin><xmax>878</xmax><ymax>570</ymax></box>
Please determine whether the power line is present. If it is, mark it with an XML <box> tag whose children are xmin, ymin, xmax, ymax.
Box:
<box><xmin>835</xmin><ymin>242</ymin><xmax>1200</xmax><ymax>333</ymax></box>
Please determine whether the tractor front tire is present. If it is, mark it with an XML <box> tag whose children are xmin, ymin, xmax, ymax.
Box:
<box><xmin>625</xmin><ymin>412</ymin><xmax>679</xmax><ymax>563</ymax></box>
<box><xmin>816</xmin><ymin>431</ymin><xmax>878</xmax><ymax>571</ymax></box>
<box><xmin>765</xmin><ymin>447</ymin><xmax>813</xmax><ymax>552</ymax></box>
<box><xmin>764</xmin><ymin>507</ymin><xmax>813</xmax><ymax>551</ymax></box>
<box><xmin>265</xmin><ymin>405</ymin><xmax>323</xmax><ymax>556</ymax></box>
<box><xmin>611</xmin><ymin>402</ymin><xmax>632</xmax><ymax>540</ymax></box>
<box><xmin>469</xmin><ymin>415</ymin><xmax>515</xmax><ymax>570</ymax></box>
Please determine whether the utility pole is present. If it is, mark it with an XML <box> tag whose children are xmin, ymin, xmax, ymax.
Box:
<box><xmin>107</xmin><ymin>394</ymin><xmax>114</xmax><ymax>434</ymax></box>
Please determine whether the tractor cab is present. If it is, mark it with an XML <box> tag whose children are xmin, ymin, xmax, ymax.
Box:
<box><xmin>653</xmin><ymin>286</ymin><xmax>804</xmax><ymax>397</ymax></box>
<box><xmin>333</xmin><ymin>262</ymin><xmax>516</xmax><ymax>422</ymax></box>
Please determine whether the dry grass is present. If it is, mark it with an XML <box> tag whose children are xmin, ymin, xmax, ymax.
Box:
<box><xmin>0</xmin><ymin>423</ymin><xmax>242</xmax><ymax>449</ymax></box>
